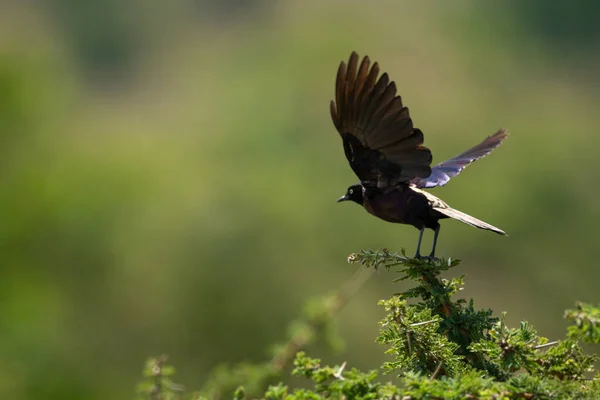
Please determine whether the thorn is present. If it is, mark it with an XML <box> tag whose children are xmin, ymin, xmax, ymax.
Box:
<box><xmin>534</xmin><ymin>340</ymin><xmax>560</xmax><ymax>350</ymax></box>
<box><xmin>410</xmin><ymin>319</ymin><xmax>438</xmax><ymax>327</ymax></box>
<box><xmin>333</xmin><ymin>361</ymin><xmax>347</xmax><ymax>380</ymax></box>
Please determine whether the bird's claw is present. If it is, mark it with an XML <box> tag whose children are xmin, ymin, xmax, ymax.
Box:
<box><xmin>413</xmin><ymin>254</ymin><xmax>439</xmax><ymax>262</ymax></box>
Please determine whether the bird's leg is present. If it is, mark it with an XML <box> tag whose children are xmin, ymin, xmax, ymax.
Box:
<box><xmin>428</xmin><ymin>225</ymin><xmax>441</xmax><ymax>259</ymax></box>
<box><xmin>414</xmin><ymin>227</ymin><xmax>425</xmax><ymax>258</ymax></box>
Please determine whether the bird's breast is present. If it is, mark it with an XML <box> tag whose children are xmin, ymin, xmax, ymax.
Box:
<box><xmin>362</xmin><ymin>186</ymin><xmax>436</xmax><ymax>228</ymax></box>
<box><xmin>362</xmin><ymin>187</ymin><xmax>411</xmax><ymax>223</ymax></box>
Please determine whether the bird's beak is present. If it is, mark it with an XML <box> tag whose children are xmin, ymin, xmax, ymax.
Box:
<box><xmin>337</xmin><ymin>195</ymin><xmax>349</xmax><ymax>203</ymax></box>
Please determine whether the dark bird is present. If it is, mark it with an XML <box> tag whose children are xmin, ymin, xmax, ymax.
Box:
<box><xmin>331</xmin><ymin>51</ymin><xmax>508</xmax><ymax>258</ymax></box>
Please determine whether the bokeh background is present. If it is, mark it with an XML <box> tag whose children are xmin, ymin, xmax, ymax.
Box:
<box><xmin>2</xmin><ymin>1</ymin><xmax>600</xmax><ymax>398</ymax></box>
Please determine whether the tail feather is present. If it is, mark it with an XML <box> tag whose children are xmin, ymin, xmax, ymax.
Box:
<box><xmin>435</xmin><ymin>207</ymin><xmax>506</xmax><ymax>236</ymax></box>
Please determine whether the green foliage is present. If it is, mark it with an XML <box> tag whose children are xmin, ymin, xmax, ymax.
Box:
<box><xmin>376</xmin><ymin>296</ymin><xmax>465</xmax><ymax>377</ymax></box>
<box><xmin>136</xmin><ymin>355</ymin><xmax>185</xmax><ymax>400</ymax></box>
<box><xmin>565</xmin><ymin>302</ymin><xmax>600</xmax><ymax>344</ymax></box>
<box><xmin>289</xmin><ymin>352</ymin><xmax>387</xmax><ymax>399</ymax></box>
<box><xmin>137</xmin><ymin>249</ymin><xmax>600</xmax><ymax>399</ymax></box>
<box><xmin>470</xmin><ymin>315</ymin><xmax>598</xmax><ymax>381</ymax></box>
<box><xmin>199</xmin><ymin>362</ymin><xmax>278</xmax><ymax>400</ymax></box>
<box><xmin>350</xmin><ymin>249</ymin><xmax>498</xmax><ymax>375</ymax></box>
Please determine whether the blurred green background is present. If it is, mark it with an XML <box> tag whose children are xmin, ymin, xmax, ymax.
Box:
<box><xmin>2</xmin><ymin>1</ymin><xmax>600</xmax><ymax>398</ymax></box>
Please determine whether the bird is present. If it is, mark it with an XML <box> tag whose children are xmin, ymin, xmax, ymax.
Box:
<box><xmin>331</xmin><ymin>51</ymin><xmax>508</xmax><ymax>259</ymax></box>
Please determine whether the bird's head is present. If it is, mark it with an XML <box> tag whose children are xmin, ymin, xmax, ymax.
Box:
<box><xmin>337</xmin><ymin>184</ymin><xmax>363</xmax><ymax>205</ymax></box>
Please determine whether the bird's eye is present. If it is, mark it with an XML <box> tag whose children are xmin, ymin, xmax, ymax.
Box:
<box><xmin>349</xmin><ymin>189</ymin><xmax>354</xmax><ymax>195</ymax></box>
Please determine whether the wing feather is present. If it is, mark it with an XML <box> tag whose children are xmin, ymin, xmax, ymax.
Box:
<box><xmin>412</xmin><ymin>129</ymin><xmax>508</xmax><ymax>188</ymax></box>
<box><xmin>330</xmin><ymin>52</ymin><xmax>432</xmax><ymax>186</ymax></box>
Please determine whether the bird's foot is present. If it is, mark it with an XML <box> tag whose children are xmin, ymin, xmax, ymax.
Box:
<box><xmin>413</xmin><ymin>253</ymin><xmax>438</xmax><ymax>262</ymax></box>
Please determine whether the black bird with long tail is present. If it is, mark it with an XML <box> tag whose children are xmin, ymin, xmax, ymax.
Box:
<box><xmin>332</xmin><ymin>52</ymin><xmax>508</xmax><ymax>258</ymax></box>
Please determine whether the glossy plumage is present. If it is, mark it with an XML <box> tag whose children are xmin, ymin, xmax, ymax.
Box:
<box><xmin>332</xmin><ymin>51</ymin><xmax>508</xmax><ymax>258</ymax></box>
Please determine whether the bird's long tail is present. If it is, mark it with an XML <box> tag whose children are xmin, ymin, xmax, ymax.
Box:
<box><xmin>435</xmin><ymin>207</ymin><xmax>506</xmax><ymax>236</ymax></box>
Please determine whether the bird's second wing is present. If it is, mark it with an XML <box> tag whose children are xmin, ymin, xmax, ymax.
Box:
<box><xmin>330</xmin><ymin>52</ymin><xmax>432</xmax><ymax>187</ymax></box>
<box><xmin>412</xmin><ymin>128</ymin><xmax>508</xmax><ymax>189</ymax></box>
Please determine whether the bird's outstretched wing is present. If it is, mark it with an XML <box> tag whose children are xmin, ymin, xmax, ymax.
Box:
<box><xmin>411</xmin><ymin>129</ymin><xmax>508</xmax><ymax>189</ymax></box>
<box><xmin>330</xmin><ymin>52</ymin><xmax>432</xmax><ymax>188</ymax></box>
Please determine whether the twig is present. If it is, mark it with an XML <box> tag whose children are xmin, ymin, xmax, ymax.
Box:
<box><xmin>429</xmin><ymin>361</ymin><xmax>443</xmax><ymax>381</ymax></box>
